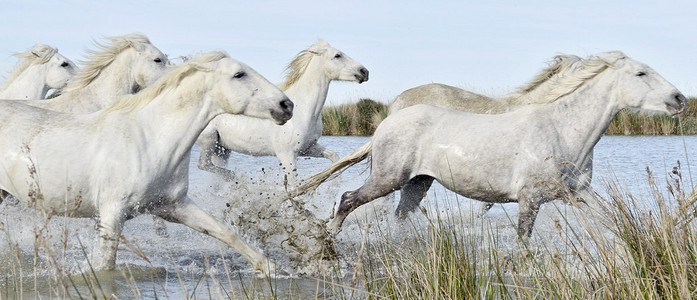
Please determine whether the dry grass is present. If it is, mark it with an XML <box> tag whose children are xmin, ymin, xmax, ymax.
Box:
<box><xmin>322</xmin><ymin>99</ymin><xmax>387</xmax><ymax>136</ymax></box>
<box><xmin>339</xmin><ymin>164</ymin><xmax>697</xmax><ymax>299</ymax></box>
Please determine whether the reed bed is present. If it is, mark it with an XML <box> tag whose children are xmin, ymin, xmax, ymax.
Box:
<box><xmin>337</xmin><ymin>164</ymin><xmax>697</xmax><ymax>299</ymax></box>
<box><xmin>322</xmin><ymin>98</ymin><xmax>388</xmax><ymax>136</ymax></box>
<box><xmin>322</xmin><ymin>97</ymin><xmax>697</xmax><ymax>136</ymax></box>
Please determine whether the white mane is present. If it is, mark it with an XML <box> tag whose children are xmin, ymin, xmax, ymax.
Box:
<box><xmin>278</xmin><ymin>40</ymin><xmax>332</xmax><ymax>91</ymax></box>
<box><xmin>1</xmin><ymin>44</ymin><xmax>59</xmax><ymax>91</ymax></box>
<box><xmin>63</xmin><ymin>33</ymin><xmax>152</xmax><ymax>92</ymax></box>
<box><xmin>510</xmin><ymin>51</ymin><xmax>626</xmax><ymax>104</ymax></box>
<box><xmin>104</xmin><ymin>51</ymin><xmax>229</xmax><ymax>113</ymax></box>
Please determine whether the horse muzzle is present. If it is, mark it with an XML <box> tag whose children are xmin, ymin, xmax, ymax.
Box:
<box><xmin>355</xmin><ymin>67</ymin><xmax>369</xmax><ymax>83</ymax></box>
<box><xmin>271</xmin><ymin>98</ymin><xmax>294</xmax><ymax>125</ymax></box>
<box><xmin>668</xmin><ymin>93</ymin><xmax>687</xmax><ymax>115</ymax></box>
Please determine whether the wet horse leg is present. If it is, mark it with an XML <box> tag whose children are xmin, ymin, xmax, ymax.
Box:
<box><xmin>328</xmin><ymin>175</ymin><xmax>400</xmax><ymax>232</ymax></box>
<box><xmin>395</xmin><ymin>175</ymin><xmax>434</xmax><ymax>218</ymax></box>
<box><xmin>302</xmin><ymin>143</ymin><xmax>340</xmax><ymax>162</ymax></box>
<box><xmin>516</xmin><ymin>183</ymin><xmax>552</xmax><ymax>239</ymax></box>
<box><xmin>159</xmin><ymin>197</ymin><xmax>276</xmax><ymax>276</ymax></box>
<box><xmin>96</xmin><ymin>205</ymin><xmax>127</xmax><ymax>270</ymax></box>
<box><xmin>197</xmin><ymin>126</ymin><xmax>235</xmax><ymax>180</ymax></box>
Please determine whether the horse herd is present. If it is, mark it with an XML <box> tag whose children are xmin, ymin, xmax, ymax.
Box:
<box><xmin>0</xmin><ymin>33</ymin><xmax>687</xmax><ymax>277</ymax></box>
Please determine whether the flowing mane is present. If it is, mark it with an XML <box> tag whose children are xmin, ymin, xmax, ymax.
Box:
<box><xmin>508</xmin><ymin>51</ymin><xmax>626</xmax><ymax>104</ymax></box>
<box><xmin>104</xmin><ymin>51</ymin><xmax>229</xmax><ymax>113</ymax></box>
<box><xmin>63</xmin><ymin>33</ymin><xmax>152</xmax><ymax>92</ymax></box>
<box><xmin>1</xmin><ymin>44</ymin><xmax>58</xmax><ymax>91</ymax></box>
<box><xmin>278</xmin><ymin>40</ymin><xmax>331</xmax><ymax>91</ymax></box>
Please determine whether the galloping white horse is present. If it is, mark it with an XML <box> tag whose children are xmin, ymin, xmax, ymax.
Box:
<box><xmin>0</xmin><ymin>52</ymin><xmax>293</xmax><ymax>276</ymax></box>
<box><xmin>21</xmin><ymin>33</ymin><xmax>169</xmax><ymax>112</ymax></box>
<box><xmin>295</xmin><ymin>51</ymin><xmax>686</xmax><ymax>237</ymax></box>
<box><xmin>387</xmin><ymin>56</ymin><xmax>595</xmax><ymax>215</ymax></box>
<box><xmin>196</xmin><ymin>40</ymin><xmax>368</xmax><ymax>184</ymax></box>
<box><xmin>0</xmin><ymin>44</ymin><xmax>77</xmax><ymax>99</ymax></box>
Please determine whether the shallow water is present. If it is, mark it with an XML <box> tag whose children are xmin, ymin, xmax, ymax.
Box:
<box><xmin>1</xmin><ymin>135</ymin><xmax>696</xmax><ymax>298</ymax></box>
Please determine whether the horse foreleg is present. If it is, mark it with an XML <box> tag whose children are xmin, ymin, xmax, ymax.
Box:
<box><xmin>517</xmin><ymin>184</ymin><xmax>551</xmax><ymax>240</ymax></box>
<box><xmin>96</xmin><ymin>207</ymin><xmax>126</xmax><ymax>270</ymax></box>
<box><xmin>196</xmin><ymin>127</ymin><xmax>235</xmax><ymax>181</ymax></box>
<box><xmin>395</xmin><ymin>175</ymin><xmax>434</xmax><ymax>218</ymax></box>
<box><xmin>161</xmin><ymin>197</ymin><xmax>276</xmax><ymax>276</ymax></box>
<box><xmin>302</xmin><ymin>143</ymin><xmax>340</xmax><ymax>162</ymax></box>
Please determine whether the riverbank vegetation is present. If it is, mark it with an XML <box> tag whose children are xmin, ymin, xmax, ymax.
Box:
<box><xmin>322</xmin><ymin>97</ymin><xmax>697</xmax><ymax>136</ymax></box>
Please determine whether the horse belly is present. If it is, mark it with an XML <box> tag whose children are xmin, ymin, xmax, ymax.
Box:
<box><xmin>424</xmin><ymin>143</ymin><xmax>518</xmax><ymax>203</ymax></box>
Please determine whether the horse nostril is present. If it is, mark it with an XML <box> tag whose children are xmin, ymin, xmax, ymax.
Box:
<box><xmin>357</xmin><ymin>68</ymin><xmax>369</xmax><ymax>82</ymax></box>
<box><xmin>280</xmin><ymin>99</ymin><xmax>294</xmax><ymax>114</ymax></box>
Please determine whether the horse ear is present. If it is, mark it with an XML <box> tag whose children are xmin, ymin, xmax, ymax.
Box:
<box><xmin>308</xmin><ymin>49</ymin><xmax>327</xmax><ymax>55</ymax></box>
<box><xmin>30</xmin><ymin>44</ymin><xmax>51</xmax><ymax>57</ymax></box>
<box><xmin>128</xmin><ymin>40</ymin><xmax>147</xmax><ymax>53</ymax></box>
<box><xmin>189</xmin><ymin>61</ymin><xmax>213</xmax><ymax>72</ymax></box>
<box><xmin>597</xmin><ymin>51</ymin><xmax>626</xmax><ymax>65</ymax></box>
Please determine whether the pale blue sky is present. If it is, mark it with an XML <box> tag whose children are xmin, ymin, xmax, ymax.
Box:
<box><xmin>1</xmin><ymin>0</ymin><xmax>695</xmax><ymax>105</ymax></box>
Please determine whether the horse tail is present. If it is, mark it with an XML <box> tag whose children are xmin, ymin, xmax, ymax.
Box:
<box><xmin>290</xmin><ymin>139</ymin><xmax>373</xmax><ymax>198</ymax></box>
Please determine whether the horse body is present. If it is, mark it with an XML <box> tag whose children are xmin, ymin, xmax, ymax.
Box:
<box><xmin>389</xmin><ymin>83</ymin><xmax>508</xmax><ymax>114</ymax></box>
<box><xmin>0</xmin><ymin>44</ymin><xmax>77</xmax><ymax>99</ymax></box>
<box><xmin>19</xmin><ymin>33</ymin><xmax>168</xmax><ymax>112</ymax></box>
<box><xmin>297</xmin><ymin>52</ymin><xmax>686</xmax><ymax>237</ymax></box>
<box><xmin>0</xmin><ymin>52</ymin><xmax>293</xmax><ymax>275</ymax></box>
<box><xmin>196</xmin><ymin>40</ymin><xmax>368</xmax><ymax>184</ymax></box>
<box><xmin>386</xmin><ymin>55</ymin><xmax>597</xmax><ymax>215</ymax></box>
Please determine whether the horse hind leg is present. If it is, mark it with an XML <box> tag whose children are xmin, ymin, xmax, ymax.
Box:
<box><xmin>329</xmin><ymin>177</ymin><xmax>400</xmax><ymax>233</ymax></box>
<box><xmin>395</xmin><ymin>175</ymin><xmax>434</xmax><ymax>218</ymax></box>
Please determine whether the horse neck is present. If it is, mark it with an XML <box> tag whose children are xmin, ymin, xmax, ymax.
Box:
<box><xmin>0</xmin><ymin>66</ymin><xmax>48</xmax><ymax>99</ymax></box>
<box><xmin>82</xmin><ymin>53</ymin><xmax>138</xmax><ymax>99</ymax></box>
<box><xmin>283</xmin><ymin>61</ymin><xmax>331</xmax><ymax>125</ymax></box>
<box><xmin>129</xmin><ymin>74</ymin><xmax>219</xmax><ymax>165</ymax></box>
<box><xmin>56</xmin><ymin>52</ymin><xmax>138</xmax><ymax>110</ymax></box>
<box><xmin>544</xmin><ymin>73</ymin><xmax>620</xmax><ymax>163</ymax></box>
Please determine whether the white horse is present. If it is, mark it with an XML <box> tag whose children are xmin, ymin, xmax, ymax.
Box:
<box><xmin>0</xmin><ymin>52</ymin><xmax>294</xmax><ymax>276</ymax></box>
<box><xmin>196</xmin><ymin>40</ymin><xmax>368</xmax><ymax>185</ymax></box>
<box><xmin>295</xmin><ymin>51</ymin><xmax>686</xmax><ymax>237</ymax></box>
<box><xmin>387</xmin><ymin>56</ymin><xmax>595</xmax><ymax>215</ymax></box>
<box><xmin>0</xmin><ymin>44</ymin><xmax>77</xmax><ymax>99</ymax></box>
<box><xmin>20</xmin><ymin>33</ymin><xmax>169</xmax><ymax>112</ymax></box>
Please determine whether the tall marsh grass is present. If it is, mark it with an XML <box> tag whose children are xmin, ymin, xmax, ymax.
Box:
<box><xmin>341</xmin><ymin>164</ymin><xmax>697</xmax><ymax>299</ymax></box>
<box><xmin>322</xmin><ymin>98</ymin><xmax>388</xmax><ymax>136</ymax></box>
<box><xmin>322</xmin><ymin>97</ymin><xmax>697</xmax><ymax>136</ymax></box>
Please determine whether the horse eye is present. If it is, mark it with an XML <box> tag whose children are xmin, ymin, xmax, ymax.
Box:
<box><xmin>333</xmin><ymin>53</ymin><xmax>342</xmax><ymax>59</ymax></box>
<box><xmin>154</xmin><ymin>58</ymin><xmax>162</xmax><ymax>63</ymax></box>
<box><xmin>233</xmin><ymin>71</ymin><xmax>246</xmax><ymax>79</ymax></box>
<box><xmin>60</xmin><ymin>62</ymin><xmax>69</xmax><ymax>67</ymax></box>
<box><xmin>636</xmin><ymin>71</ymin><xmax>646</xmax><ymax>77</ymax></box>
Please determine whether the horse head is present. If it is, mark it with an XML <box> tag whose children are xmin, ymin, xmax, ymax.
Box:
<box><xmin>193</xmin><ymin>52</ymin><xmax>293</xmax><ymax>125</ymax></box>
<box><xmin>604</xmin><ymin>52</ymin><xmax>686</xmax><ymax>115</ymax></box>
<box><xmin>126</xmin><ymin>36</ymin><xmax>170</xmax><ymax>92</ymax></box>
<box><xmin>308</xmin><ymin>39</ymin><xmax>369</xmax><ymax>84</ymax></box>
<box><xmin>32</xmin><ymin>45</ymin><xmax>78</xmax><ymax>90</ymax></box>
